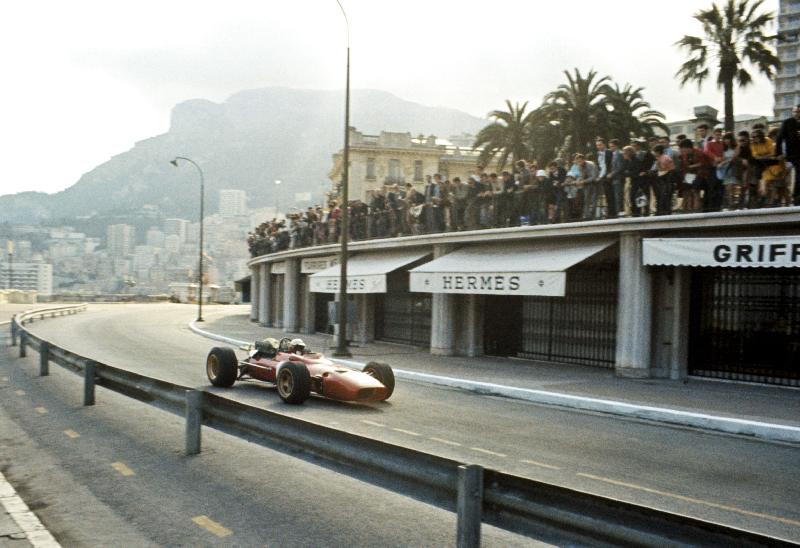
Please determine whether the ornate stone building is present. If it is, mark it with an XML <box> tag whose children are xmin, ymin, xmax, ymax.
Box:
<box><xmin>328</xmin><ymin>128</ymin><xmax>501</xmax><ymax>202</ymax></box>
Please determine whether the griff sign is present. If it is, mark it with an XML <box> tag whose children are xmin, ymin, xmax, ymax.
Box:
<box><xmin>409</xmin><ymin>271</ymin><xmax>566</xmax><ymax>296</ymax></box>
<box><xmin>643</xmin><ymin>236</ymin><xmax>800</xmax><ymax>268</ymax></box>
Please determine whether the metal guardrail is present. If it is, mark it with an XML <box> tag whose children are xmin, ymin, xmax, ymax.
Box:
<box><xmin>9</xmin><ymin>306</ymin><xmax>797</xmax><ymax>547</ymax></box>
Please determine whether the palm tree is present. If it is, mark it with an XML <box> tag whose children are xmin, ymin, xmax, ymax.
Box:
<box><xmin>540</xmin><ymin>68</ymin><xmax>611</xmax><ymax>155</ymax></box>
<box><xmin>675</xmin><ymin>0</ymin><xmax>780</xmax><ymax>131</ymax></box>
<box><xmin>602</xmin><ymin>83</ymin><xmax>669</xmax><ymax>142</ymax></box>
<box><xmin>473</xmin><ymin>100</ymin><xmax>536</xmax><ymax>171</ymax></box>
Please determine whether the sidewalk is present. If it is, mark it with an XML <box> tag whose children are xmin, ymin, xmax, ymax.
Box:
<box><xmin>196</xmin><ymin>310</ymin><xmax>800</xmax><ymax>441</ymax></box>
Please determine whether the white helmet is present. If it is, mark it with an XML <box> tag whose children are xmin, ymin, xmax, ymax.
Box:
<box><xmin>289</xmin><ymin>338</ymin><xmax>306</xmax><ymax>354</ymax></box>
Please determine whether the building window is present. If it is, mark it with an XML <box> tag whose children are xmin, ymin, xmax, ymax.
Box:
<box><xmin>414</xmin><ymin>160</ymin><xmax>423</xmax><ymax>181</ymax></box>
<box><xmin>385</xmin><ymin>159</ymin><xmax>403</xmax><ymax>184</ymax></box>
<box><xmin>366</xmin><ymin>158</ymin><xmax>376</xmax><ymax>180</ymax></box>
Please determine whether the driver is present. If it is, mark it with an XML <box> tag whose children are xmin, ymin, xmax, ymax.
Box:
<box><xmin>289</xmin><ymin>338</ymin><xmax>306</xmax><ymax>355</ymax></box>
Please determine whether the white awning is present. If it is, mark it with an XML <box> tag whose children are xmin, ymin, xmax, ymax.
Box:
<box><xmin>310</xmin><ymin>249</ymin><xmax>429</xmax><ymax>293</ymax></box>
<box><xmin>643</xmin><ymin>236</ymin><xmax>800</xmax><ymax>268</ymax></box>
<box><xmin>409</xmin><ymin>240</ymin><xmax>614</xmax><ymax>296</ymax></box>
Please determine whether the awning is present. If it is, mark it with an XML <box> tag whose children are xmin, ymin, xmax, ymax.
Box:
<box><xmin>310</xmin><ymin>249</ymin><xmax>429</xmax><ymax>293</ymax></box>
<box><xmin>643</xmin><ymin>236</ymin><xmax>800</xmax><ymax>268</ymax></box>
<box><xmin>409</xmin><ymin>240</ymin><xmax>614</xmax><ymax>296</ymax></box>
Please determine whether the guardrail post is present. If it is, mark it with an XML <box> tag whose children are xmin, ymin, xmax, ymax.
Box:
<box><xmin>10</xmin><ymin>322</ymin><xmax>17</xmax><ymax>347</ymax></box>
<box><xmin>39</xmin><ymin>342</ymin><xmax>50</xmax><ymax>376</ymax></box>
<box><xmin>185</xmin><ymin>390</ymin><xmax>203</xmax><ymax>456</ymax></box>
<box><xmin>457</xmin><ymin>464</ymin><xmax>483</xmax><ymax>548</ymax></box>
<box><xmin>19</xmin><ymin>332</ymin><xmax>27</xmax><ymax>358</ymax></box>
<box><xmin>83</xmin><ymin>362</ymin><xmax>96</xmax><ymax>406</ymax></box>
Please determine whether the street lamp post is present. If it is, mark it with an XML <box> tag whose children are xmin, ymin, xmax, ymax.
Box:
<box><xmin>170</xmin><ymin>156</ymin><xmax>206</xmax><ymax>322</ymax></box>
<box><xmin>5</xmin><ymin>240</ymin><xmax>13</xmax><ymax>290</ymax></box>
<box><xmin>274</xmin><ymin>179</ymin><xmax>282</xmax><ymax>217</ymax></box>
<box><xmin>334</xmin><ymin>0</ymin><xmax>351</xmax><ymax>357</ymax></box>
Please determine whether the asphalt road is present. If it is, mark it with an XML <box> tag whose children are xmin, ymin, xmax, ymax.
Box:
<box><xmin>8</xmin><ymin>303</ymin><xmax>800</xmax><ymax>543</ymax></box>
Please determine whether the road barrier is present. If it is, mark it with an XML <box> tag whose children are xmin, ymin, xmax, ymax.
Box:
<box><xmin>9</xmin><ymin>306</ymin><xmax>797</xmax><ymax>547</ymax></box>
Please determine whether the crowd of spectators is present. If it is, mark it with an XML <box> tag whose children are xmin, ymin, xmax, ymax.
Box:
<box><xmin>248</xmin><ymin>117</ymin><xmax>800</xmax><ymax>257</ymax></box>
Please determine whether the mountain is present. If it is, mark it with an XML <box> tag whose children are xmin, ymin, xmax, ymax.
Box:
<box><xmin>0</xmin><ymin>88</ymin><xmax>487</xmax><ymax>225</ymax></box>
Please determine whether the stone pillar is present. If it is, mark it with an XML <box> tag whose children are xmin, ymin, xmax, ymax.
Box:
<box><xmin>615</xmin><ymin>232</ymin><xmax>653</xmax><ymax>378</ymax></box>
<box><xmin>258</xmin><ymin>263</ymin><xmax>271</xmax><ymax>327</ymax></box>
<box><xmin>250</xmin><ymin>265</ymin><xmax>260</xmax><ymax>322</ymax></box>
<box><xmin>430</xmin><ymin>244</ymin><xmax>457</xmax><ymax>356</ymax></box>
<box><xmin>301</xmin><ymin>276</ymin><xmax>315</xmax><ymax>334</ymax></box>
<box><xmin>283</xmin><ymin>258</ymin><xmax>300</xmax><ymax>332</ymax></box>
<box><xmin>463</xmin><ymin>294</ymin><xmax>483</xmax><ymax>357</ymax></box>
<box><xmin>669</xmin><ymin>267</ymin><xmax>691</xmax><ymax>380</ymax></box>
<box><xmin>356</xmin><ymin>294</ymin><xmax>375</xmax><ymax>344</ymax></box>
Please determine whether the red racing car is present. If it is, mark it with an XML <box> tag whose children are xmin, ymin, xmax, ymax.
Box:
<box><xmin>205</xmin><ymin>337</ymin><xmax>394</xmax><ymax>405</ymax></box>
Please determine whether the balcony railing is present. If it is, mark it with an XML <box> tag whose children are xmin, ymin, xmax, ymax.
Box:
<box><xmin>249</xmin><ymin>182</ymin><xmax>798</xmax><ymax>257</ymax></box>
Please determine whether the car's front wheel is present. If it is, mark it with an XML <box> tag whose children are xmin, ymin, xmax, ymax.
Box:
<box><xmin>206</xmin><ymin>347</ymin><xmax>238</xmax><ymax>387</ymax></box>
<box><xmin>364</xmin><ymin>361</ymin><xmax>395</xmax><ymax>400</ymax></box>
<box><xmin>276</xmin><ymin>362</ymin><xmax>311</xmax><ymax>404</ymax></box>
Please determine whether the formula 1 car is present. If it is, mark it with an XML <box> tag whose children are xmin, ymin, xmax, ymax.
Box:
<box><xmin>205</xmin><ymin>337</ymin><xmax>394</xmax><ymax>405</ymax></box>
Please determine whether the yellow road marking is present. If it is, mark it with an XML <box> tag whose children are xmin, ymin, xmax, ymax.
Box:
<box><xmin>64</xmin><ymin>429</ymin><xmax>80</xmax><ymax>439</ymax></box>
<box><xmin>361</xmin><ymin>420</ymin><xmax>385</xmax><ymax>427</ymax></box>
<box><xmin>15</xmin><ymin>390</ymin><xmax>25</xmax><ymax>396</ymax></box>
<box><xmin>111</xmin><ymin>462</ymin><xmax>135</xmax><ymax>477</ymax></box>
<box><xmin>577</xmin><ymin>473</ymin><xmax>800</xmax><ymax>528</ymax></box>
<box><xmin>429</xmin><ymin>437</ymin><xmax>462</xmax><ymax>446</ymax></box>
<box><xmin>34</xmin><ymin>407</ymin><xmax>47</xmax><ymax>414</ymax></box>
<box><xmin>521</xmin><ymin>459</ymin><xmax>561</xmax><ymax>470</ymax></box>
<box><xmin>470</xmin><ymin>447</ymin><xmax>507</xmax><ymax>458</ymax></box>
<box><xmin>192</xmin><ymin>515</ymin><xmax>232</xmax><ymax>538</ymax></box>
<box><xmin>392</xmin><ymin>428</ymin><xmax>421</xmax><ymax>436</ymax></box>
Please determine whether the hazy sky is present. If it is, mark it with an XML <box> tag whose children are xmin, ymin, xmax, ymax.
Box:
<box><xmin>0</xmin><ymin>0</ymin><xmax>780</xmax><ymax>196</ymax></box>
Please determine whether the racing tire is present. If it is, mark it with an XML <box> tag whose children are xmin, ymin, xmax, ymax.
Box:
<box><xmin>206</xmin><ymin>347</ymin><xmax>238</xmax><ymax>387</ymax></box>
<box><xmin>276</xmin><ymin>361</ymin><xmax>311</xmax><ymax>404</ymax></box>
<box><xmin>364</xmin><ymin>361</ymin><xmax>395</xmax><ymax>400</ymax></box>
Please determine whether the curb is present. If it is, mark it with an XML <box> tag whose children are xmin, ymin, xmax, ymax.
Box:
<box><xmin>188</xmin><ymin>321</ymin><xmax>800</xmax><ymax>444</ymax></box>
<box><xmin>0</xmin><ymin>470</ymin><xmax>60</xmax><ymax>547</ymax></box>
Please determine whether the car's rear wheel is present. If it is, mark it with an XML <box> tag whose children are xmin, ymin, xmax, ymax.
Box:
<box><xmin>276</xmin><ymin>361</ymin><xmax>311</xmax><ymax>404</ymax></box>
<box><xmin>364</xmin><ymin>361</ymin><xmax>394</xmax><ymax>400</ymax></box>
<box><xmin>206</xmin><ymin>347</ymin><xmax>238</xmax><ymax>387</ymax></box>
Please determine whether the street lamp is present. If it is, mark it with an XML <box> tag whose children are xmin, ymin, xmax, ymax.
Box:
<box><xmin>334</xmin><ymin>0</ymin><xmax>352</xmax><ymax>357</ymax></box>
<box><xmin>5</xmin><ymin>240</ymin><xmax>13</xmax><ymax>290</ymax></box>
<box><xmin>274</xmin><ymin>179</ymin><xmax>282</xmax><ymax>217</ymax></box>
<box><xmin>170</xmin><ymin>156</ymin><xmax>206</xmax><ymax>322</ymax></box>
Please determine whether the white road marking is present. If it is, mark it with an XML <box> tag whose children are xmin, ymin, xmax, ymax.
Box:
<box><xmin>0</xmin><ymin>470</ymin><xmax>61</xmax><ymax>547</ymax></box>
<box><xmin>470</xmin><ymin>447</ymin><xmax>507</xmax><ymax>458</ymax></box>
<box><xmin>577</xmin><ymin>473</ymin><xmax>800</xmax><ymax>528</ymax></box>
<box><xmin>34</xmin><ymin>407</ymin><xmax>47</xmax><ymax>414</ymax></box>
<box><xmin>64</xmin><ymin>430</ymin><xmax>80</xmax><ymax>439</ymax></box>
<box><xmin>15</xmin><ymin>389</ymin><xmax>25</xmax><ymax>396</ymax></box>
<box><xmin>521</xmin><ymin>459</ymin><xmax>561</xmax><ymax>470</ymax></box>
<box><xmin>429</xmin><ymin>437</ymin><xmax>462</xmax><ymax>446</ymax></box>
<box><xmin>392</xmin><ymin>428</ymin><xmax>421</xmax><ymax>437</ymax></box>
<box><xmin>360</xmin><ymin>420</ymin><xmax>386</xmax><ymax>428</ymax></box>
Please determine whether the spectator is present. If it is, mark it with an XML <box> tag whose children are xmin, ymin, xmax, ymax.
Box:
<box><xmin>677</xmin><ymin>138</ymin><xmax>713</xmax><ymax>213</ymax></box>
<box><xmin>775</xmin><ymin>104</ymin><xmax>800</xmax><ymax>206</ymax></box>
<box><xmin>546</xmin><ymin>160</ymin><xmax>566</xmax><ymax>222</ymax></box>
<box><xmin>596</xmin><ymin>138</ymin><xmax>616</xmax><ymax>218</ymax></box>
<box><xmin>652</xmin><ymin>144</ymin><xmax>676</xmax><ymax>215</ymax></box>
<box><xmin>567</xmin><ymin>153</ymin><xmax>597</xmax><ymax>220</ymax></box>
<box><xmin>631</xmin><ymin>139</ymin><xmax>655</xmax><ymax>217</ymax></box>
<box><xmin>717</xmin><ymin>132</ymin><xmax>744</xmax><ymax>210</ymax></box>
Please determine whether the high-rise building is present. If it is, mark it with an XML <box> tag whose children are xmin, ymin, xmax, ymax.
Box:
<box><xmin>0</xmin><ymin>262</ymin><xmax>53</xmax><ymax>295</ymax></box>
<box><xmin>219</xmin><ymin>189</ymin><xmax>248</xmax><ymax>217</ymax></box>
<box><xmin>774</xmin><ymin>0</ymin><xmax>800</xmax><ymax>120</ymax></box>
<box><xmin>107</xmin><ymin>224</ymin><xmax>135</xmax><ymax>258</ymax></box>
<box><xmin>164</xmin><ymin>218</ymin><xmax>190</xmax><ymax>243</ymax></box>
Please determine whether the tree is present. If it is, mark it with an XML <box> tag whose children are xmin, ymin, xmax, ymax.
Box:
<box><xmin>675</xmin><ymin>0</ymin><xmax>780</xmax><ymax>131</ymax></box>
<box><xmin>473</xmin><ymin>100</ymin><xmax>536</xmax><ymax>171</ymax></box>
<box><xmin>601</xmin><ymin>83</ymin><xmax>669</xmax><ymax>142</ymax></box>
<box><xmin>541</xmin><ymin>68</ymin><xmax>611</xmax><ymax>155</ymax></box>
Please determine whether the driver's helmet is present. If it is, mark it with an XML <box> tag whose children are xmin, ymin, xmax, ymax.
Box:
<box><xmin>289</xmin><ymin>338</ymin><xmax>306</xmax><ymax>355</ymax></box>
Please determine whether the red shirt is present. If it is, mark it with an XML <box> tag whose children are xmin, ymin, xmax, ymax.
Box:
<box><xmin>704</xmin><ymin>139</ymin><xmax>724</xmax><ymax>161</ymax></box>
